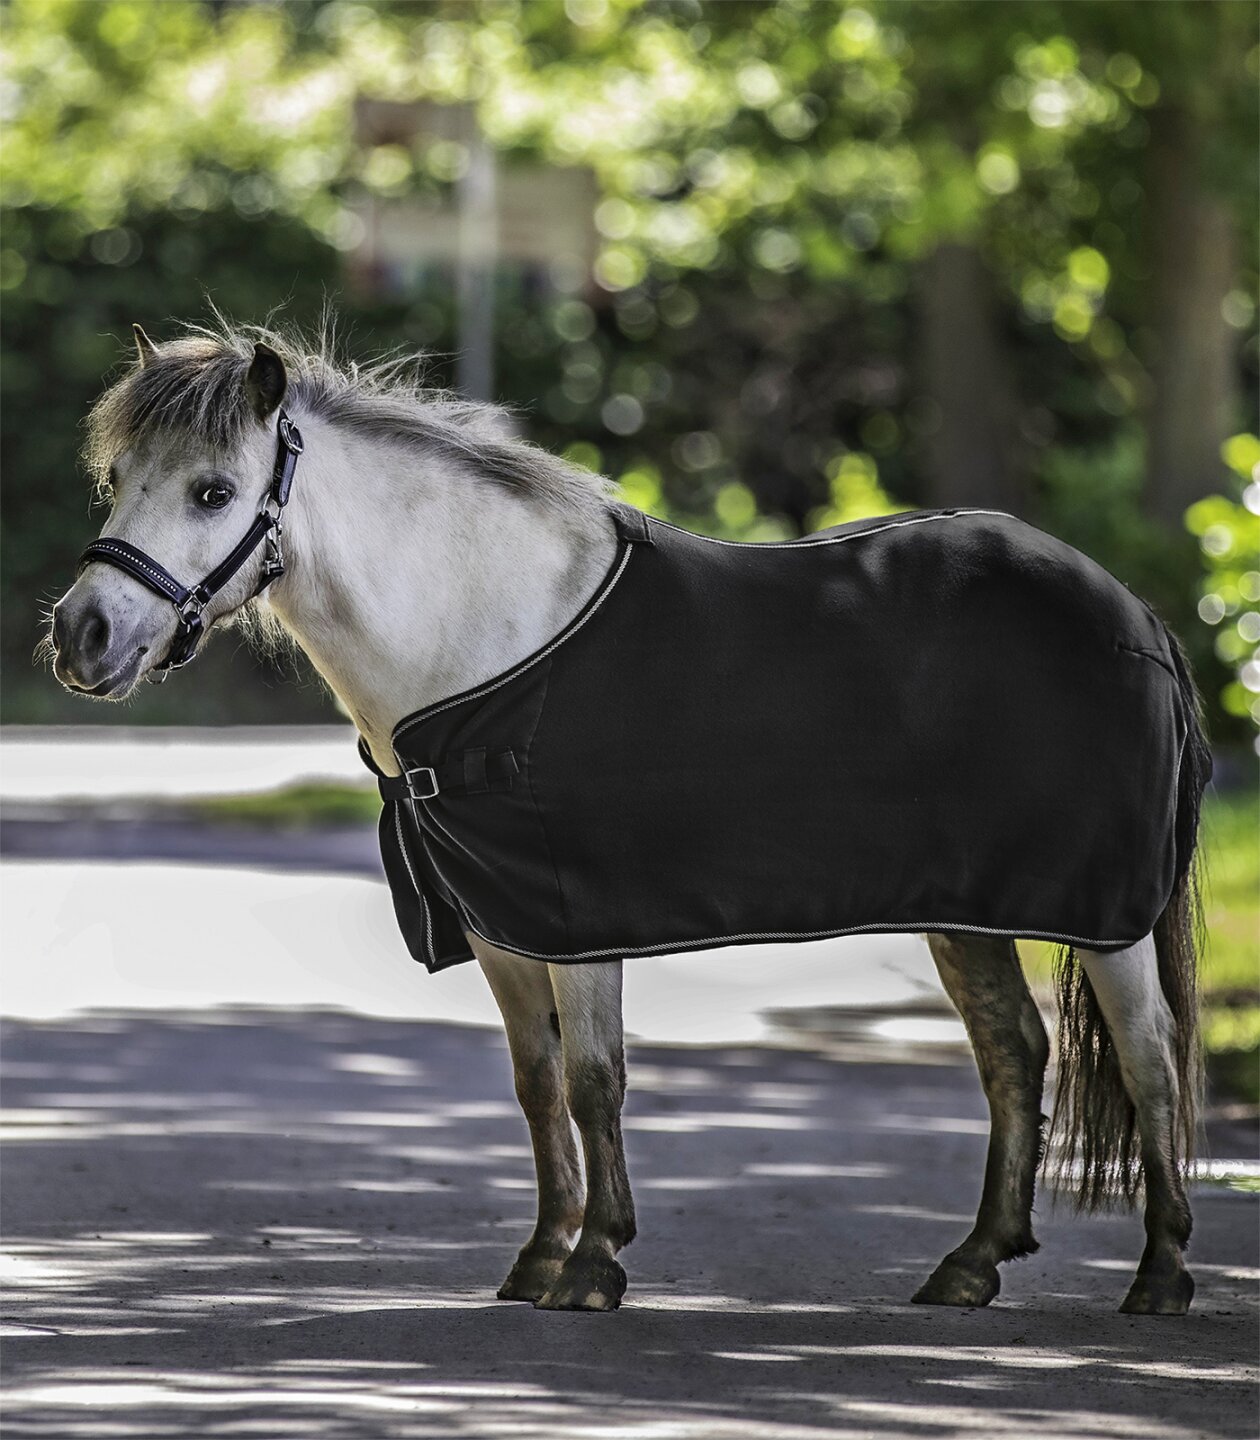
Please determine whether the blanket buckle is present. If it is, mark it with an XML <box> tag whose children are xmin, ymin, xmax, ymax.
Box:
<box><xmin>403</xmin><ymin>766</ymin><xmax>440</xmax><ymax>801</ymax></box>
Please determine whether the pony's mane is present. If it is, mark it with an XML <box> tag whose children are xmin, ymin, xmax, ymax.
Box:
<box><xmin>84</xmin><ymin>316</ymin><xmax>610</xmax><ymax>509</ymax></box>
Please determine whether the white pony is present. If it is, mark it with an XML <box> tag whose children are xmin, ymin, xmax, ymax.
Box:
<box><xmin>51</xmin><ymin>322</ymin><xmax>1206</xmax><ymax>1315</ymax></box>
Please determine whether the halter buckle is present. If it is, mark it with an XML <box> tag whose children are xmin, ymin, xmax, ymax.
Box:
<box><xmin>277</xmin><ymin>414</ymin><xmax>304</xmax><ymax>456</ymax></box>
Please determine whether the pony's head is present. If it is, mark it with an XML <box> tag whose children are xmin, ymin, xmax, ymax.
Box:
<box><xmin>52</xmin><ymin>325</ymin><xmax>292</xmax><ymax>697</ymax></box>
<box><xmin>51</xmin><ymin>315</ymin><xmax>611</xmax><ymax>701</ymax></box>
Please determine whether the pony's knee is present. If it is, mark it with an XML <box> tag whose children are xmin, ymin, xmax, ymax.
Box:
<box><xmin>513</xmin><ymin>1049</ymin><xmax>566</xmax><ymax>1123</ymax></box>
<box><xmin>969</xmin><ymin>992</ymin><xmax>1049</xmax><ymax>1103</ymax></box>
<box><xmin>927</xmin><ymin>934</ymin><xmax>1046</xmax><ymax>1071</ymax></box>
<box><xmin>564</xmin><ymin>1054</ymin><xmax>626</xmax><ymax>1132</ymax></box>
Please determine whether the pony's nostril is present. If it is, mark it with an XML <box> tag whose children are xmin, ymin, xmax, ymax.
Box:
<box><xmin>51</xmin><ymin>605</ymin><xmax>71</xmax><ymax>654</ymax></box>
<box><xmin>74</xmin><ymin>607</ymin><xmax>111</xmax><ymax>664</ymax></box>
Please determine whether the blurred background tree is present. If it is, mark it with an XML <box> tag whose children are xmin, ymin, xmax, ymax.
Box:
<box><xmin>3</xmin><ymin>0</ymin><xmax>1256</xmax><ymax>745</ymax></box>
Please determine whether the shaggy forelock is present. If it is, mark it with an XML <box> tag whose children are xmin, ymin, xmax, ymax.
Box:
<box><xmin>84</xmin><ymin>317</ymin><xmax>610</xmax><ymax>509</ymax></box>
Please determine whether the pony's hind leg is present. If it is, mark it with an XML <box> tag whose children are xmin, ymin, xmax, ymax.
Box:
<box><xmin>535</xmin><ymin>959</ymin><xmax>636</xmax><ymax>1311</ymax></box>
<box><xmin>1077</xmin><ymin>937</ymin><xmax>1195</xmax><ymax>1315</ymax></box>
<box><xmin>477</xmin><ymin>943</ymin><xmax>584</xmax><ymax>1301</ymax></box>
<box><xmin>914</xmin><ymin>933</ymin><xmax>1050</xmax><ymax>1308</ymax></box>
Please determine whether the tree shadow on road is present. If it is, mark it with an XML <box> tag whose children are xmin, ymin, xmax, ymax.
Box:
<box><xmin>2</xmin><ymin>1011</ymin><xmax>1256</xmax><ymax>1439</ymax></box>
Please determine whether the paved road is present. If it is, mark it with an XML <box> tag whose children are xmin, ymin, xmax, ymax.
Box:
<box><xmin>2</xmin><ymin>1009</ymin><xmax>1256</xmax><ymax>1440</ymax></box>
<box><xmin>0</xmin><ymin>812</ymin><xmax>384</xmax><ymax>875</ymax></box>
<box><xmin>3</xmin><ymin>808</ymin><xmax>1256</xmax><ymax>1435</ymax></box>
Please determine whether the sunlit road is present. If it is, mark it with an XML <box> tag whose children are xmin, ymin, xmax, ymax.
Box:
<box><xmin>0</xmin><ymin>836</ymin><xmax>959</xmax><ymax>1046</ymax></box>
<box><xmin>1</xmin><ymin>725</ymin><xmax>368</xmax><ymax>801</ymax></box>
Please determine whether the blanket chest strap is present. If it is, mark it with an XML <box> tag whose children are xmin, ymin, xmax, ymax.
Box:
<box><xmin>378</xmin><ymin>748</ymin><xmax>520</xmax><ymax>804</ymax></box>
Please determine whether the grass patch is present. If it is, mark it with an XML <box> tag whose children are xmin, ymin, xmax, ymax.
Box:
<box><xmin>1182</xmin><ymin>788</ymin><xmax>1257</xmax><ymax>1104</ymax></box>
<box><xmin>195</xmin><ymin>782</ymin><xmax>380</xmax><ymax>828</ymax></box>
<box><xmin>1196</xmin><ymin>1170</ymin><xmax>1260</xmax><ymax>1195</ymax></box>
<box><xmin>1199</xmin><ymin>786</ymin><xmax>1260</xmax><ymax>996</ymax></box>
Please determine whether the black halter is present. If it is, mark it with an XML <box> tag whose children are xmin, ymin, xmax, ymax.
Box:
<box><xmin>77</xmin><ymin>410</ymin><xmax>304</xmax><ymax>678</ymax></box>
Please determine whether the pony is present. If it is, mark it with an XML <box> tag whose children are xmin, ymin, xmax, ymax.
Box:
<box><xmin>49</xmin><ymin>320</ymin><xmax>1208</xmax><ymax>1316</ymax></box>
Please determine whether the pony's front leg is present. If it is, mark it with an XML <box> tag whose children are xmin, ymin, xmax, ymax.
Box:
<box><xmin>914</xmin><ymin>933</ymin><xmax>1049</xmax><ymax>1307</ymax></box>
<box><xmin>535</xmin><ymin>959</ymin><xmax>636</xmax><ymax>1311</ymax></box>
<box><xmin>1079</xmin><ymin>937</ymin><xmax>1195</xmax><ymax>1314</ymax></box>
<box><xmin>475</xmin><ymin>941</ymin><xmax>584</xmax><ymax>1301</ymax></box>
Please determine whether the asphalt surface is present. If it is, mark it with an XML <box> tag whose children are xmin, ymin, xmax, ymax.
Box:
<box><xmin>0</xmin><ymin>812</ymin><xmax>384</xmax><ymax>876</ymax></box>
<box><xmin>2</xmin><ymin>806</ymin><xmax>1257</xmax><ymax>1437</ymax></box>
<box><xmin>2</xmin><ymin>1008</ymin><xmax>1257</xmax><ymax>1440</ymax></box>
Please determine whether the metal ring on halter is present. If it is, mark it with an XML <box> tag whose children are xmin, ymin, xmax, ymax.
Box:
<box><xmin>260</xmin><ymin>520</ymin><xmax>285</xmax><ymax>587</ymax></box>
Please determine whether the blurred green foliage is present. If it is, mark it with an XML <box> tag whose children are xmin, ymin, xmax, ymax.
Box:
<box><xmin>2</xmin><ymin>0</ymin><xmax>1257</xmax><ymax>739</ymax></box>
<box><xmin>1196</xmin><ymin>783</ymin><xmax>1260</xmax><ymax>1107</ymax></box>
<box><xmin>1196</xmin><ymin>782</ymin><xmax>1260</xmax><ymax>996</ymax></box>
<box><xmin>196</xmin><ymin>780</ymin><xmax>382</xmax><ymax>827</ymax></box>
<box><xmin>1186</xmin><ymin>435</ymin><xmax>1260</xmax><ymax>730</ymax></box>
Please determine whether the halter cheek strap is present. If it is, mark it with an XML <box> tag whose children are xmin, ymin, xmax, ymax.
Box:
<box><xmin>77</xmin><ymin>409</ymin><xmax>304</xmax><ymax>677</ymax></box>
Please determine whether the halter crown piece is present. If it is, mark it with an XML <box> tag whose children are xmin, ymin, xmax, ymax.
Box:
<box><xmin>77</xmin><ymin>410</ymin><xmax>304</xmax><ymax>679</ymax></box>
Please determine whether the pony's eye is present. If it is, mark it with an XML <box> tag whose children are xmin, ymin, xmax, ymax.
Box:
<box><xmin>195</xmin><ymin>480</ymin><xmax>234</xmax><ymax>511</ymax></box>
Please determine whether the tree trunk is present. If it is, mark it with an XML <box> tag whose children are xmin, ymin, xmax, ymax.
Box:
<box><xmin>1144</xmin><ymin>104</ymin><xmax>1241</xmax><ymax>525</ymax></box>
<box><xmin>916</xmin><ymin>241</ymin><xmax>1025</xmax><ymax>514</ymax></box>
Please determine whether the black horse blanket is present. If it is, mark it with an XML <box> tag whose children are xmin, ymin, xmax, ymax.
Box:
<box><xmin>366</xmin><ymin>505</ymin><xmax>1197</xmax><ymax>973</ymax></box>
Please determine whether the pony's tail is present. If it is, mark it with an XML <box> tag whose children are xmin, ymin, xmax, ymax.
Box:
<box><xmin>1048</xmin><ymin>628</ymin><xmax>1210</xmax><ymax>1210</ymax></box>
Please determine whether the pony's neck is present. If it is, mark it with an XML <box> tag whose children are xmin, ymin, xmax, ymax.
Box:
<box><xmin>264</xmin><ymin>414</ymin><xmax>617</xmax><ymax>774</ymax></box>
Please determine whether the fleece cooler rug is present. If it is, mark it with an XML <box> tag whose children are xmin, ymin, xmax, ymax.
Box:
<box><xmin>362</xmin><ymin>505</ymin><xmax>1199</xmax><ymax>973</ymax></box>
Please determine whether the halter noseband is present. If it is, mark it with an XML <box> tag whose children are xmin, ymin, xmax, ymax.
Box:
<box><xmin>77</xmin><ymin>410</ymin><xmax>304</xmax><ymax>679</ymax></box>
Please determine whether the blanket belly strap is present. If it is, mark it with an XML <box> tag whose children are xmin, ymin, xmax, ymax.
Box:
<box><xmin>377</xmin><ymin>747</ymin><xmax>520</xmax><ymax>803</ymax></box>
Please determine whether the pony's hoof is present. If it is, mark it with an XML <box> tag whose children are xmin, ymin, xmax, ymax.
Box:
<box><xmin>1119</xmin><ymin>1266</ymin><xmax>1194</xmax><ymax>1315</ymax></box>
<box><xmin>912</xmin><ymin>1257</ymin><xmax>1000</xmax><ymax>1308</ymax></box>
<box><xmin>497</xmin><ymin>1252</ymin><xmax>567</xmax><ymax>1303</ymax></box>
<box><xmin>535</xmin><ymin>1253</ymin><xmax>626</xmax><ymax>1312</ymax></box>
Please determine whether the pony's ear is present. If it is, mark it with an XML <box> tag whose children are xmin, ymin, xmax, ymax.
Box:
<box><xmin>245</xmin><ymin>341</ymin><xmax>287</xmax><ymax>421</ymax></box>
<box><xmin>132</xmin><ymin>324</ymin><xmax>157</xmax><ymax>368</ymax></box>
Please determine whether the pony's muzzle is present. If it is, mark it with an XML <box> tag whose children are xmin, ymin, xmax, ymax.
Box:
<box><xmin>51</xmin><ymin>587</ymin><xmax>151</xmax><ymax>697</ymax></box>
<box><xmin>53</xmin><ymin>599</ymin><xmax>109</xmax><ymax>669</ymax></box>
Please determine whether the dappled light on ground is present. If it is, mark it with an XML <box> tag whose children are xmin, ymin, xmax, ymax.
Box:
<box><xmin>2</xmin><ymin>1011</ymin><xmax>1256</xmax><ymax>1439</ymax></box>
